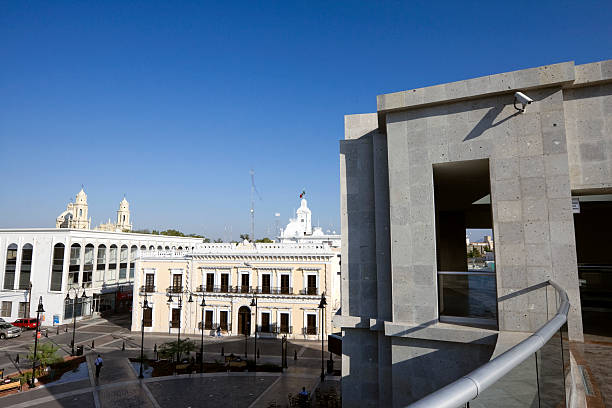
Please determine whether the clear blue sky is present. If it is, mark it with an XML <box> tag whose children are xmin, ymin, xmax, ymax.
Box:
<box><xmin>1</xmin><ymin>1</ymin><xmax>610</xmax><ymax>240</ymax></box>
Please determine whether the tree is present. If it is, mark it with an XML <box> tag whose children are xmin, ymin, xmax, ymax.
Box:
<box><xmin>158</xmin><ymin>339</ymin><xmax>196</xmax><ymax>361</ymax></box>
<box><xmin>27</xmin><ymin>343</ymin><xmax>62</xmax><ymax>374</ymax></box>
<box><xmin>213</xmin><ymin>238</ymin><xmax>223</xmax><ymax>243</ymax></box>
<box><xmin>255</xmin><ymin>237</ymin><xmax>273</xmax><ymax>243</ymax></box>
<box><xmin>239</xmin><ymin>234</ymin><xmax>250</xmax><ymax>242</ymax></box>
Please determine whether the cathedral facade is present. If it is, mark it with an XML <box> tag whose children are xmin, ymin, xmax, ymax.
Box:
<box><xmin>56</xmin><ymin>189</ymin><xmax>132</xmax><ymax>232</ymax></box>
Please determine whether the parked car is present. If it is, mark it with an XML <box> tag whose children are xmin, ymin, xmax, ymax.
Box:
<box><xmin>0</xmin><ymin>323</ymin><xmax>21</xmax><ymax>339</ymax></box>
<box><xmin>12</xmin><ymin>318</ymin><xmax>40</xmax><ymax>330</ymax></box>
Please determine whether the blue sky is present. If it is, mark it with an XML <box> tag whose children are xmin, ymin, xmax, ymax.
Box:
<box><xmin>1</xmin><ymin>1</ymin><xmax>610</xmax><ymax>240</ymax></box>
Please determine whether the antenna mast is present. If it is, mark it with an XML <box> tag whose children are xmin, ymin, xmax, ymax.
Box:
<box><xmin>250</xmin><ymin>169</ymin><xmax>255</xmax><ymax>241</ymax></box>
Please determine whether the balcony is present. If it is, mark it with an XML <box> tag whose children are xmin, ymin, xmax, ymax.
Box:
<box><xmin>299</xmin><ymin>287</ymin><xmax>318</xmax><ymax>295</ymax></box>
<box><xmin>303</xmin><ymin>327</ymin><xmax>318</xmax><ymax>335</ymax></box>
<box><xmin>140</xmin><ymin>285</ymin><xmax>156</xmax><ymax>293</ymax></box>
<box><xmin>166</xmin><ymin>286</ymin><xmax>183</xmax><ymax>294</ymax></box>
<box><xmin>193</xmin><ymin>286</ymin><xmax>299</xmax><ymax>295</ymax></box>
<box><xmin>279</xmin><ymin>325</ymin><xmax>293</xmax><ymax>334</ymax></box>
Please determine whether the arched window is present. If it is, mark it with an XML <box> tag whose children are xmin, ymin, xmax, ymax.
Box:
<box><xmin>149</xmin><ymin>245</ymin><xmax>154</xmax><ymax>250</ymax></box>
<box><xmin>172</xmin><ymin>246</ymin><xmax>176</xmax><ymax>250</ymax></box>
<box><xmin>108</xmin><ymin>245</ymin><xmax>118</xmax><ymax>280</ymax></box>
<box><xmin>50</xmin><ymin>243</ymin><xmax>65</xmax><ymax>291</ymax></box>
<box><xmin>3</xmin><ymin>244</ymin><xmax>18</xmax><ymax>290</ymax></box>
<box><xmin>122</xmin><ymin>215</ymin><xmax>126</xmax><ymax>222</ymax></box>
<box><xmin>119</xmin><ymin>245</ymin><xmax>128</xmax><ymax>279</ymax></box>
<box><xmin>178</xmin><ymin>246</ymin><xmax>183</xmax><ymax>250</ymax></box>
<box><xmin>140</xmin><ymin>245</ymin><xmax>146</xmax><ymax>250</ymax></box>
<box><xmin>18</xmin><ymin>244</ymin><xmax>33</xmax><ymax>290</ymax></box>
<box><xmin>157</xmin><ymin>246</ymin><xmax>162</xmax><ymax>250</ymax></box>
<box><xmin>129</xmin><ymin>245</ymin><xmax>137</xmax><ymax>279</ymax></box>
<box><xmin>96</xmin><ymin>244</ymin><xmax>106</xmax><ymax>282</ymax></box>
<box><xmin>68</xmin><ymin>244</ymin><xmax>81</xmax><ymax>288</ymax></box>
<box><xmin>82</xmin><ymin>244</ymin><xmax>94</xmax><ymax>288</ymax></box>
<box><xmin>79</xmin><ymin>209</ymin><xmax>83</xmax><ymax>217</ymax></box>
<box><xmin>165</xmin><ymin>246</ymin><xmax>170</xmax><ymax>250</ymax></box>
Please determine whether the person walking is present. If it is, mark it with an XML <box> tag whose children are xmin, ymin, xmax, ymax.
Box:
<box><xmin>94</xmin><ymin>354</ymin><xmax>103</xmax><ymax>378</ymax></box>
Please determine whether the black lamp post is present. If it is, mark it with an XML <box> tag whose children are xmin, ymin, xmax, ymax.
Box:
<box><xmin>318</xmin><ymin>293</ymin><xmax>327</xmax><ymax>382</ymax></box>
<box><xmin>167</xmin><ymin>293</ymin><xmax>184</xmax><ymax>364</ymax></box>
<box><xmin>199</xmin><ymin>295</ymin><xmax>206</xmax><ymax>373</ymax></box>
<box><xmin>250</xmin><ymin>295</ymin><xmax>258</xmax><ymax>371</ymax></box>
<box><xmin>66</xmin><ymin>287</ymin><xmax>86</xmax><ymax>356</ymax></box>
<box><xmin>139</xmin><ymin>292</ymin><xmax>150</xmax><ymax>379</ymax></box>
<box><xmin>30</xmin><ymin>297</ymin><xmax>44</xmax><ymax>388</ymax></box>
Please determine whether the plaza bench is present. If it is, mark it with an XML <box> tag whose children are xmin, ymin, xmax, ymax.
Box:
<box><xmin>0</xmin><ymin>381</ymin><xmax>21</xmax><ymax>394</ymax></box>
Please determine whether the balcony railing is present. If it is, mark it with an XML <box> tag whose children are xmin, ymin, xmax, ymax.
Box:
<box><xmin>193</xmin><ymin>285</ymin><xmax>300</xmax><ymax>295</ymax></box>
<box><xmin>303</xmin><ymin>327</ymin><xmax>318</xmax><ymax>335</ymax></box>
<box><xmin>140</xmin><ymin>285</ymin><xmax>156</xmax><ymax>293</ymax></box>
<box><xmin>408</xmin><ymin>280</ymin><xmax>569</xmax><ymax>408</ymax></box>
<box><xmin>166</xmin><ymin>286</ymin><xmax>183</xmax><ymax>293</ymax></box>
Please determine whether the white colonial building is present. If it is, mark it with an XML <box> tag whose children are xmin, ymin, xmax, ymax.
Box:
<box><xmin>131</xmin><ymin>240</ymin><xmax>340</xmax><ymax>339</ymax></box>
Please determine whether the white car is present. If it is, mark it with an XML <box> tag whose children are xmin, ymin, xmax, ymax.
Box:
<box><xmin>0</xmin><ymin>323</ymin><xmax>21</xmax><ymax>339</ymax></box>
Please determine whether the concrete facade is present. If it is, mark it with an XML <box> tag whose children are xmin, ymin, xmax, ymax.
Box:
<box><xmin>335</xmin><ymin>60</ymin><xmax>612</xmax><ymax>407</ymax></box>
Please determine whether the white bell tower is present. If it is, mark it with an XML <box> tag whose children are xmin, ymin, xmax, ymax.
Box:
<box><xmin>116</xmin><ymin>197</ymin><xmax>132</xmax><ymax>231</ymax></box>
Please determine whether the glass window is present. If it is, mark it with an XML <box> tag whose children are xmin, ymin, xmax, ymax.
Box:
<box><xmin>108</xmin><ymin>245</ymin><xmax>117</xmax><ymax>280</ymax></box>
<box><xmin>3</xmin><ymin>244</ymin><xmax>17</xmax><ymax>290</ymax></box>
<box><xmin>129</xmin><ymin>246</ymin><xmax>137</xmax><ymax>279</ymax></box>
<box><xmin>18</xmin><ymin>244</ymin><xmax>33</xmax><ymax>290</ymax></box>
<box><xmin>1</xmin><ymin>301</ymin><xmax>12</xmax><ymax>317</ymax></box>
<box><xmin>50</xmin><ymin>243</ymin><xmax>65</xmax><ymax>291</ymax></box>
<box><xmin>68</xmin><ymin>244</ymin><xmax>81</xmax><ymax>288</ymax></box>
<box><xmin>82</xmin><ymin>244</ymin><xmax>93</xmax><ymax>288</ymax></box>
<box><xmin>18</xmin><ymin>302</ymin><xmax>28</xmax><ymax>318</ymax></box>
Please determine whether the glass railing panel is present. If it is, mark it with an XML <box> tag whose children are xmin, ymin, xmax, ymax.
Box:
<box><xmin>469</xmin><ymin>352</ymin><xmax>539</xmax><ymax>408</ymax></box>
<box><xmin>438</xmin><ymin>272</ymin><xmax>497</xmax><ymax>321</ymax></box>
<box><xmin>536</xmin><ymin>327</ymin><xmax>566</xmax><ymax>408</ymax></box>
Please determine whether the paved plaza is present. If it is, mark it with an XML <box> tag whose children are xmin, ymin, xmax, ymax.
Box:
<box><xmin>0</xmin><ymin>315</ymin><xmax>336</xmax><ymax>407</ymax></box>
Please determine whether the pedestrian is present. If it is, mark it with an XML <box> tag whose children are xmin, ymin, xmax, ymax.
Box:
<box><xmin>94</xmin><ymin>354</ymin><xmax>103</xmax><ymax>378</ymax></box>
<box><xmin>15</xmin><ymin>354</ymin><xmax>19</xmax><ymax>365</ymax></box>
<box><xmin>216</xmin><ymin>326</ymin><xmax>221</xmax><ymax>337</ymax></box>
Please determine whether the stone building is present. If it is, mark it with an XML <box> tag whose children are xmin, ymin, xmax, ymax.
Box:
<box><xmin>335</xmin><ymin>59</ymin><xmax>612</xmax><ymax>406</ymax></box>
<box><xmin>131</xmin><ymin>241</ymin><xmax>339</xmax><ymax>340</ymax></box>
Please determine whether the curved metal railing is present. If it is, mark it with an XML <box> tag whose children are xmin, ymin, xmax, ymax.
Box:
<box><xmin>408</xmin><ymin>280</ymin><xmax>569</xmax><ymax>408</ymax></box>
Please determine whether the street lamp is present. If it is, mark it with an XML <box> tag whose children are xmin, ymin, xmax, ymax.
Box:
<box><xmin>318</xmin><ymin>293</ymin><xmax>327</xmax><ymax>382</ymax></box>
<box><xmin>30</xmin><ymin>297</ymin><xmax>44</xmax><ymax>388</ymax></box>
<box><xmin>166</xmin><ymin>293</ymin><xmax>185</xmax><ymax>364</ymax></box>
<box><xmin>139</xmin><ymin>292</ymin><xmax>150</xmax><ymax>379</ymax></box>
<box><xmin>65</xmin><ymin>287</ymin><xmax>87</xmax><ymax>356</ymax></box>
<box><xmin>199</xmin><ymin>296</ymin><xmax>206</xmax><ymax>373</ymax></box>
<box><xmin>250</xmin><ymin>295</ymin><xmax>258</xmax><ymax>371</ymax></box>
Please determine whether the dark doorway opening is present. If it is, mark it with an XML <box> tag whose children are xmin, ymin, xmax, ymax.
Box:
<box><xmin>237</xmin><ymin>306</ymin><xmax>251</xmax><ymax>335</ymax></box>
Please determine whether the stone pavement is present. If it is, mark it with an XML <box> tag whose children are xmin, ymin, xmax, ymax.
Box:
<box><xmin>0</xmin><ymin>316</ymin><xmax>336</xmax><ymax>408</ymax></box>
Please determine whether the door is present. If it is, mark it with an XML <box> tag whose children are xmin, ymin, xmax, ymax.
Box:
<box><xmin>171</xmin><ymin>308</ymin><xmax>180</xmax><ymax>328</ymax></box>
<box><xmin>221</xmin><ymin>274</ymin><xmax>229</xmax><ymax>292</ymax></box>
<box><xmin>205</xmin><ymin>310</ymin><xmax>213</xmax><ymax>329</ymax></box>
<box><xmin>238</xmin><ymin>306</ymin><xmax>250</xmax><ymax>335</ymax></box>
<box><xmin>280</xmin><ymin>313</ymin><xmax>289</xmax><ymax>333</ymax></box>
<box><xmin>206</xmin><ymin>273</ymin><xmax>214</xmax><ymax>292</ymax></box>
<box><xmin>262</xmin><ymin>274</ymin><xmax>271</xmax><ymax>294</ymax></box>
<box><xmin>220</xmin><ymin>311</ymin><xmax>228</xmax><ymax>330</ymax></box>
<box><xmin>261</xmin><ymin>312</ymin><xmax>270</xmax><ymax>332</ymax></box>
<box><xmin>241</xmin><ymin>274</ymin><xmax>249</xmax><ymax>293</ymax></box>
<box><xmin>281</xmin><ymin>275</ymin><xmax>290</xmax><ymax>294</ymax></box>
<box><xmin>306</xmin><ymin>314</ymin><xmax>316</xmax><ymax>335</ymax></box>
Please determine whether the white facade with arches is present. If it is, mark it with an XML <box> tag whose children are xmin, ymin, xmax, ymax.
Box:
<box><xmin>0</xmin><ymin>229</ymin><xmax>202</xmax><ymax>325</ymax></box>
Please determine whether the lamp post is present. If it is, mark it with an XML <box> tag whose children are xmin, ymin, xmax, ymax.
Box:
<box><xmin>30</xmin><ymin>297</ymin><xmax>44</xmax><ymax>388</ymax></box>
<box><xmin>65</xmin><ymin>287</ymin><xmax>87</xmax><ymax>356</ymax></box>
<box><xmin>167</xmin><ymin>292</ymin><xmax>187</xmax><ymax>364</ymax></box>
<box><xmin>318</xmin><ymin>293</ymin><xmax>327</xmax><ymax>382</ymax></box>
<box><xmin>139</xmin><ymin>292</ymin><xmax>150</xmax><ymax>379</ymax></box>
<box><xmin>199</xmin><ymin>295</ymin><xmax>206</xmax><ymax>373</ymax></box>
<box><xmin>250</xmin><ymin>295</ymin><xmax>258</xmax><ymax>371</ymax></box>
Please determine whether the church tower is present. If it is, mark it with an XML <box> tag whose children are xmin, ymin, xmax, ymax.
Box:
<box><xmin>72</xmin><ymin>188</ymin><xmax>91</xmax><ymax>229</ymax></box>
<box><xmin>116</xmin><ymin>197</ymin><xmax>132</xmax><ymax>231</ymax></box>
<box><xmin>296</xmin><ymin>198</ymin><xmax>312</xmax><ymax>235</ymax></box>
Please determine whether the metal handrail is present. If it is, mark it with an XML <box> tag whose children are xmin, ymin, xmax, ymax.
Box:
<box><xmin>408</xmin><ymin>280</ymin><xmax>569</xmax><ymax>408</ymax></box>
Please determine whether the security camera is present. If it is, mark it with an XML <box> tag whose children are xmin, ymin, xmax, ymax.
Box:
<box><xmin>514</xmin><ymin>91</ymin><xmax>533</xmax><ymax>112</ymax></box>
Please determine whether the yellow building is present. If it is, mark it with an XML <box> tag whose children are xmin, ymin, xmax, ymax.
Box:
<box><xmin>131</xmin><ymin>241</ymin><xmax>338</xmax><ymax>340</ymax></box>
